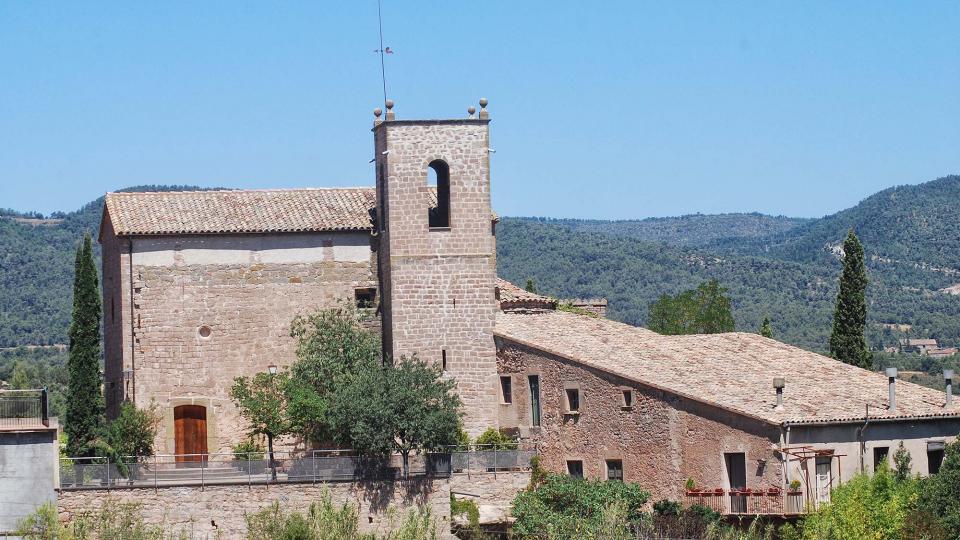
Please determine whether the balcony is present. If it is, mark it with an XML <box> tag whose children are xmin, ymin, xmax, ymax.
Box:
<box><xmin>0</xmin><ymin>388</ymin><xmax>49</xmax><ymax>430</ymax></box>
<box><xmin>684</xmin><ymin>488</ymin><xmax>807</xmax><ymax>516</ymax></box>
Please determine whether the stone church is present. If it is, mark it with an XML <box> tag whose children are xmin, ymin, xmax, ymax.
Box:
<box><xmin>100</xmin><ymin>101</ymin><xmax>960</xmax><ymax>505</ymax></box>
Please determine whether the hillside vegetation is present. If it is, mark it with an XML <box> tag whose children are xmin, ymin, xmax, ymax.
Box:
<box><xmin>1</xmin><ymin>176</ymin><xmax>959</xmax><ymax>357</ymax></box>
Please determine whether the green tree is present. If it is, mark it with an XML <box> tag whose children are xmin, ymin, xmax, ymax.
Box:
<box><xmin>10</xmin><ymin>361</ymin><xmax>31</xmax><ymax>389</ymax></box>
<box><xmin>65</xmin><ymin>233</ymin><xmax>104</xmax><ymax>457</ymax></box>
<box><xmin>91</xmin><ymin>401</ymin><xmax>162</xmax><ymax>475</ymax></box>
<box><xmin>917</xmin><ymin>439</ymin><xmax>960</xmax><ymax>535</ymax></box>
<box><xmin>286</xmin><ymin>308</ymin><xmax>381</xmax><ymax>445</ymax></box>
<box><xmin>328</xmin><ymin>356</ymin><xmax>461</xmax><ymax>477</ymax></box>
<box><xmin>893</xmin><ymin>441</ymin><xmax>912</xmax><ymax>482</ymax></box>
<box><xmin>759</xmin><ymin>317</ymin><xmax>773</xmax><ymax>338</ymax></box>
<box><xmin>829</xmin><ymin>230</ymin><xmax>871</xmax><ymax>368</ymax></box>
<box><xmin>524</xmin><ymin>279</ymin><xmax>537</xmax><ymax>294</ymax></box>
<box><xmin>231</xmin><ymin>370</ymin><xmax>292</xmax><ymax>481</ymax></box>
<box><xmin>647</xmin><ymin>280</ymin><xmax>734</xmax><ymax>335</ymax></box>
<box><xmin>511</xmin><ymin>473</ymin><xmax>649</xmax><ymax>538</ymax></box>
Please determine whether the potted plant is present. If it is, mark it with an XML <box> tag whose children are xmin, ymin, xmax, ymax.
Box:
<box><xmin>787</xmin><ymin>479</ymin><xmax>802</xmax><ymax>494</ymax></box>
<box><xmin>685</xmin><ymin>478</ymin><xmax>698</xmax><ymax>494</ymax></box>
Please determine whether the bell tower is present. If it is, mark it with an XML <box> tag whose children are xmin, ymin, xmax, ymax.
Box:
<box><xmin>373</xmin><ymin>99</ymin><xmax>498</xmax><ymax>434</ymax></box>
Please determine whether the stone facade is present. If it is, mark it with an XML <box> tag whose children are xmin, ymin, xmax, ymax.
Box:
<box><xmin>495</xmin><ymin>338</ymin><xmax>783</xmax><ymax>501</ymax></box>
<box><xmin>59</xmin><ymin>479</ymin><xmax>451</xmax><ymax>539</ymax></box>
<box><xmin>375</xmin><ymin>119</ymin><xmax>499</xmax><ymax>435</ymax></box>
<box><xmin>100</xmin><ymin>228</ymin><xmax>377</xmax><ymax>454</ymax></box>
<box><xmin>56</xmin><ymin>471</ymin><xmax>531</xmax><ymax>539</ymax></box>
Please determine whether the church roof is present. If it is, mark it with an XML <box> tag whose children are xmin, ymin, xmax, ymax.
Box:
<box><xmin>103</xmin><ymin>188</ymin><xmax>376</xmax><ymax>236</ymax></box>
<box><xmin>494</xmin><ymin>311</ymin><xmax>960</xmax><ymax>426</ymax></box>
<box><xmin>496</xmin><ymin>279</ymin><xmax>557</xmax><ymax>312</ymax></box>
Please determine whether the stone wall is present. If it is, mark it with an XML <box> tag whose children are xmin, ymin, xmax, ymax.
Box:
<box><xmin>496</xmin><ymin>339</ymin><xmax>783</xmax><ymax>501</ymax></box>
<box><xmin>100</xmin><ymin>229</ymin><xmax>377</xmax><ymax>454</ymax></box>
<box><xmin>375</xmin><ymin>119</ymin><xmax>499</xmax><ymax>436</ymax></box>
<box><xmin>57</xmin><ymin>472</ymin><xmax>531</xmax><ymax>539</ymax></box>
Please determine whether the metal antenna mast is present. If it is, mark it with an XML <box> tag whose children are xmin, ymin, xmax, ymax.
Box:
<box><xmin>376</xmin><ymin>0</ymin><xmax>388</xmax><ymax>107</ymax></box>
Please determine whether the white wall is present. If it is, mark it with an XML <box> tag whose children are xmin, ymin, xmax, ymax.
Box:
<box><xmin>131</xmin><ymin>232</ymin><xmax>371</xmax><ymax>266</ymax></box>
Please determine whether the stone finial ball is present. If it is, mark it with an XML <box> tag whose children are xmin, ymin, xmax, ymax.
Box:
<box><xmin>467</xmin><ymin>106</ymin><xmax>476</xmax><ymax>115</ymax></box>
<box><xmin>479</xmin><ymin>97</ymin><xmax>488</xmax><ymax>108</ymax></box>
<box><xmin>374</xmin><ymin>108</ymin><xmax>383</xmax><ymax>117</ymax></box>
<box><xmin>385</xmin><ymin>99</ymin><xmax>395</xmax><ymax>109</ymax></box>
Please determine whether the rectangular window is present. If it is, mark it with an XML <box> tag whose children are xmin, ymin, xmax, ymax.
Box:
<box><xmin>354</xmin><ymin>288</ymin><xmax>377</xmax><ymax>309</ymax></box>
<box><xmin>621</xmin><ymin>389</ymin><xmax>633</xmax><ymax>409</ymax></box>
<box><xmin>874</xmin><ymin>447</ymin><xmax>889</xmax><ymax>471</ymax></box>
<box><xmin>567</xmin><ymin>460</ymin><xmax>584</xmax><ymax>479</ymax></box>
<box><xmin>565</xmin><ymin>388</ymin><xmax>580</xmax><ymax>413</ymax></box>
<box><xmin>528</xmin><ymin>375</ymin><xmax>541</xmax><ymax>427</ymax></box>
<box><xmin>928</xmin><ymin>442</ymin><xmax>945</xmax><ymax>474</ymax></box>
<box><xmin>606</xmin><ymin>459</ymin><xmax>623</xmax><ymax>481</ymax></box>
<box><xmin>441</xmin><ymin>349</ymin><xmax>448</xmax><ymax>371</ymax></box>
<box><xmin>500</xmin><ymin>376</ymin><xmax>513</xmax><ymax>404</ymax></box>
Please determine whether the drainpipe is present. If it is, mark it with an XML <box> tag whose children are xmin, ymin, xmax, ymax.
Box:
<box><xmin>128</xmin><ymin>239</ymin><xmax>136</xmax><ymax>405</ymax></box>
<box><xmin>945</xmin><ymin>369</ymin><xmax>954</xmax><ymax>408</ymax></box>
<box><xmin>858</xmin><ymin>404</ymin><xmax>872</xmax><ymax>474</ymax></box>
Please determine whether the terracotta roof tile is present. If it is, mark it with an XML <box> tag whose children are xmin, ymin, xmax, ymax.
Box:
<box><xmin>495</xmin><ymin>311</ymin><xmax>960</xmax><ymax>425</ymax></box>
<box><xmin>496</xmin><ymin>279</ymin><xmax>557</xmax><ymax>311</ymax></box>
<box><xmin>104</xmin><ymin>188</ymin><xmax>376</xmax><ymax>236</ymax></box>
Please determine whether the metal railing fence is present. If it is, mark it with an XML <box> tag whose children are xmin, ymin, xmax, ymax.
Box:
<box><xmin>0</xmin><ymin>388</ymin><xmax>48</xmax><ymax>429</ymax></box>
<box><xmin>59</xmin><ymin>448</ymin><xmax>535</xmax><ymax>491</ymax></box>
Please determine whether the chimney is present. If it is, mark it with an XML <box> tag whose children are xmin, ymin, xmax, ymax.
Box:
<box><xmin>886</xmin><ymin>368</ymin><xmax>898</xmax><ymax>413</ymax></box>
<box><xmin>773</xmin><ymin>377</ymin><xmax>785</xmax><ymax>411</ymax></box>
<box><xmin>945</xmin><ymin>369</ymin><xmax>954</xmax><ymax>407</ymax></box>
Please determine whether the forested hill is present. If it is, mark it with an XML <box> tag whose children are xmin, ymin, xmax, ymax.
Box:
<box><xmin>714</xmin><ymin>175</ymin><xmax>960</xmax><ymax>271</ymax></box>
<box><xmin>513</xmin><ymin>214</ymin><xmax>812</xmax><ymax>248</ymax></box>
<box><xmin>496</xmin><ymin>218</ymin><xmax>960</xmax><ymax>354</ymax></box>
<box><xmin>2</xmin><ymin>176</ymin><xmax>960</xmax><ymax>354</ymax></box>
<box><xmin>0</xmin><ymin>186</ymin><xmax>213</xmax><ymax>347</ymax></box>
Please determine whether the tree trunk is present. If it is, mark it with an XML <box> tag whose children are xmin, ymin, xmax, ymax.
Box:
<box><xmin>402</xmin><ymin>450</ymin><xmax>409</xmax><ymax>479</ymax></box>
<box><xmin>267</xmin><ymin>433</ymin><xmax>277</xmax><ymax>481</ymax></box>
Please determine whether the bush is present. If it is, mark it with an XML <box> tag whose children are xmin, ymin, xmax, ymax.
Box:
<box><xmin>232</xmin><ymin>438</ymin><xmax>265</xmax><ymax>461</ymax></box>
<box><xmin>511</xmin><ymin>472</ymin><xmax>649</xmax><ymax>538</ymax></box>
<box><xmin>652</xmin><ymin>499</ymin><xmax>681</xmax><ymax>516</ymax></box>
<box><xmin>917</xmin><ymin>438</ymin><xmax>960</xmax><ymax>536</ymax></box>
<box><xmin>473</xmin><ymin>427</ymin><xmax>518</xmax><ymax>450</ymax></box>
<box><xmin>17</xmin><ymin>502</ymin><xmax>188</xmax><ymax>540</ymax></box>
<box><xmin>91</xmin><ymin>402</ymin><xmax>161</xmax><ymax>476</ymax></box>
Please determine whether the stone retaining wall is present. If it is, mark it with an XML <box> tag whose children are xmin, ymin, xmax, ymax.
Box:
<box><xmin>58</xmin><ymin>472</ymin><xmax>530</xmax><ymax>539</ymax></box>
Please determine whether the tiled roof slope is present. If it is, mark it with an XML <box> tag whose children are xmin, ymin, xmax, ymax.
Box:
<box><xmin>495</xmin><ymin>311</ymin><xmax>959</xmax><ymax>426</ymax></box>
<box><xmin>104</xmin><ymin>189</ymin><xmax>377</xmax><ymax>236</ymax></box>
<box><xmin>496</xmin><ymin>279</ymin><xmax>557</xmax><ymax>311</ymax></box>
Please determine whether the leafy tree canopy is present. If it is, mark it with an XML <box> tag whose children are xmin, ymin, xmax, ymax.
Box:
<box><xmin>647</xmin><ymin>280</ymin><xmax>735</xmax><ymax>335</ymax></box>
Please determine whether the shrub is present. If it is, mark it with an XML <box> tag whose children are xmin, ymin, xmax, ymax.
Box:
<box><xmin>232</xmin><ymin>438</ymin><xmax>266</xmax><ymax>461</ymax></box>
<box><xmin>917</xmin><ymin>438</ymin><xmax>960</xmax><ymax>536</ymax></box>
<box><xmin>652</xmin><ymin>499</ymin><xmax>681</xmax><ymax>516</ymax></box>
<box><xmin>92</xmin><ymin>401</ymin><xmax>162</xmax><ymax>472</ymax></box>
<box><xmin>16</xmin><ymin>502</ymin><xmax>188</xmax><ymax>540</ymax></box>
<box><xmin>511</xmin><ymin>472</ymin><xmax>649</xmax><ymax>538</ymax></box>
<box><xmin>473</xmin><ymin>427</ymin><xmax>518</xmax><ymax>450</ymax></box>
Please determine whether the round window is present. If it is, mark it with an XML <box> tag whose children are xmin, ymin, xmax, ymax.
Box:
<box><xmin>198</xmin><ymin>326</ymin><xmax>212</xmax><ymax>338</ymax></box>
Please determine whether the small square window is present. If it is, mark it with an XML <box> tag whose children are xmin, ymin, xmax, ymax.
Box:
<box><xmin>565</xmin><ymin>388</ymin><xmax>580</xmax><ymax>413</ymax></box>
<box><xmin>567</xmin><ymin>460</ymin><xmax>584</xmax><ymax>479</ymax></box>
<box><xmin>500</xmin><ymin>376</ymin><xmax>513</xmax><ymax>404</ymax></box>
<box><xmin>606</xmin><ymin>459</ymin><xmax>623</xmax><ymax>481</ymax></box>
<box><xmin>621</xmin><ymin>389</ymin><xmax>633</xmax><ymax>409</ymax></box>
<box><xmin>354</xmin><ymin>288</ymin><xmax>376</xmax><ymax>309</ymax></box>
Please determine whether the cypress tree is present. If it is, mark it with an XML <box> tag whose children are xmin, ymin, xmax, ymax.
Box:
<box><xmin>759</xmin><ymin>317</ymin><xmax>773</xmax><ymax>338</ymax></box>
<box><xmin>66</xmin><ymin>233</ymin><xmax>104</xmax><ymax>457</ymax></box>
<box><xmin>829</xmin><ymin>230</ymin><xmax>872</xmax><ymax>368</ymax></box>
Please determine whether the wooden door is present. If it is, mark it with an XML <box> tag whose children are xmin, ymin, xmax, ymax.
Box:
<box><xmin>174</xmin><ymin>405</ymin><xmax>208</xmax><ymax>463</ymax></box>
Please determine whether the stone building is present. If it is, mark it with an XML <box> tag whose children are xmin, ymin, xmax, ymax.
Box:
<box><xmin>100</xmin><ymin>188</ymin><xmax>379</xmax><ymax>455</ymax></box>
<box><xmin>494</xmin><ymin>308</ymin><xmax>960</xmax><ymax>506</ymax></box>
<box><xmin>100</xmin><ymin>101</ymin><xmax>960</xmax><ymax>515</ymax></box>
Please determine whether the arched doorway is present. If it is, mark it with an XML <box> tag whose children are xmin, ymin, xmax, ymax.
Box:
<box><xmin>174</xmin><ymin>405</ymin><xmax>208</xmax><ymax>463</ymax></box>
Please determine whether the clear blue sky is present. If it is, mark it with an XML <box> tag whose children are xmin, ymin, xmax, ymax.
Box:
<box><xmin>1</xmin><ymin>1</ymin><xmax>957</xmax><ymax>219</ymax></box>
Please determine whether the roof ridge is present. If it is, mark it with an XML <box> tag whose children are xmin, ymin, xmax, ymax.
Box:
<box><xmin>107</xmin><ymin>187</ymin><xmax>375</xmax><ymax>196</ymax></box>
